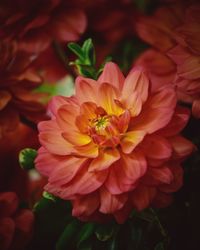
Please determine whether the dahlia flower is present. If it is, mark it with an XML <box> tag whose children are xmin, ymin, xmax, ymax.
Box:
<box><xmin>36</xmin><ymin>62</ymin><xmax>194</xmax><ymax>223</ymax></box>
<box><xmin>136</xmin><ymin>2</ymin><xmax>200</xmax><ymax>118</ymax></box>
<box><xmin>0</xmin><ymin>192</ymin><xmax>34</xmax><ymax>250</ymax></box>
<box><xmin>0</xmin><ymin>41</ymin><xmax>45</xmax><ymax>138</ymax></box>
<box><xmin>0</xmin><ymin>0</ymin><xmax>87</xmax><ymax>53</ymax></box>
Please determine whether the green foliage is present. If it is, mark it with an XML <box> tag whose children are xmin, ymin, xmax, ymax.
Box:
<box><xmin>56</xmin><ymin>220</ymin><xmax>81</xmax><ymax>250</ymax></box>
<box><xmin>34</xmin><ymin>75</ymin><xmax>75</xmax><ymax>103</ymax></box>
<box><xmin>68</xmin><ymin>38</ymin><xmax>111</xmax><ymax>79</ymax></box>
<box><xmin>19</xmin><ymin>148</ymin><xmax>37</xmax><ymax>170</ymax></box>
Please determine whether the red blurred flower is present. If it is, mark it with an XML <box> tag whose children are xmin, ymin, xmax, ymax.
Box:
<box><xmin>0</xmin><ymin>192</ymin><xmax>34</xmax><ymax>250</ymax></box>
<box><xmin>0</xmin><ymin>0</ymin><xmax>87</xmax><ymax>54</ymax></box>
<box><xmin>35</xmin><ymin>62</ymin><xmax>194</xmax><ymax>223</ymax></box>
<box><xmin>136</xmin><ymin>2</ymin><xmax>200</xmax><ymax>118</ymax></box>
<box><xmin>0</xmin><ymin>41</ymin><xmax>46</xmax><ymax>138</ymax></box>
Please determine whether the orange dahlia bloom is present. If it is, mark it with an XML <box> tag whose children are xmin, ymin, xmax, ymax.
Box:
<box><xmin>36</xmin><ymin>62</ymin><xmax>194</xmax><ymax>223</ymax></box>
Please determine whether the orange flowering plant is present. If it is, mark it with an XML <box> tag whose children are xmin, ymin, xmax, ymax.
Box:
<box><xmin>1</xmin><ymin>1</ymin><xmax>200</xmax><ymax>249</ymax></box>
<box><xmin>35</xmin><ymin>60</ymin><xmax>194</xmax><ymax>224</ymax></box>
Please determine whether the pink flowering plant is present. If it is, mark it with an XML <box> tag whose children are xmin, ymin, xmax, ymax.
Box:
<box><xmin>0</xmin><ymin>1</ymin><xmax>199</xmax><ymax>250</ymax></box>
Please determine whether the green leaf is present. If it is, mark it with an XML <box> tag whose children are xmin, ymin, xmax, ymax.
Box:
<box><xmin>68</xmin><ymin>43</ymin><xmax>85</xmax><ymax>61</ymax></box>
<box><xmin>95</xmin><ymin>223</ymin><xmax>115</xmax><ymax>242</ymax></box>
<box><xmin>42</xmin><ymin>191</ymin><xmax>57</xmax><ymax>202</ymax></box>
<box><xmin>82</xmin><ymin>38</ymin><xmax>96</xmax><ymax>66</ymax></box>
<box><xmin>78</xmin><ymin>238</ymin><xmax>93</xmax><ymax>250</ymax></box>
<box><xmin>56</xmin><ymin>219</ymin><xmax>80</xmax><ymax>250</ymax></box>
<box><xmin>19</xmin><ymin>148</ymin><xmax>37</xmax><ymax>170</ymax></box>
<box><xmin>77</xmin><ymin>223</ymin><xmax>95</xmax><ymax>247</ymax></box>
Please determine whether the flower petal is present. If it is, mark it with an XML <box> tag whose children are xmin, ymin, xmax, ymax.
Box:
<box><xmin>122</xmin><ymin>67</ymin><xmax>149</xmax><ymax>104</ymax></box>
<box><xmin>48</xmin><ymin>157</ymin><xmax>88</xmax><ymax>185</ymax></box>
<box><xmin>38</xmin><ymin>120</ymin><xmax>73</xmax><ymax>155</ymax></box>
<box><xmin>131</xmin><ymin>87</ymin><xmax>177</xmax><ymax>133</ymax></box>
<box><xmin>99</xmin><ymin>187</ymin><xmax>128</xmax><ymax>214</ymax></box>
<box><xmin>72</xmin><ymin>192</ymin><xmax>100</xmax><ymax>217</ymax></box>
<box><xmin>88</xmin><ymin>148</ymin><xmax>120</xmax><ymax>172</ymax></box>
<box><xmin>131</xmin><ymin>185</ymin><xmax>156</xmax><ymax>211</ymax></box>
<box><xmin>141</xmin><ymin>135</ymin><xmax>172</xmax><ymax>160</ymax></box>
<box><xmin>169</xmin><ymin>135</ymin><xmax>194</xmax><ymax>159</ymax></box>
<box><xmin>120</xmin><ymin>130</ymin><xmax>146</xmax><ymax>154</ymax></box>
<box><xmin>98</xmin><ymin>62</ymin><xmax>125</xmax><ymax>90</ymax></box>
<box><xmin>99</xmin><ymin>82</ymin><xmax>123</xmax><ymax>116</ymax></box>
<box><xmin>75</xmin><ymin>77</ymin><xmax>98</xmax><ymax>104</ymax></box>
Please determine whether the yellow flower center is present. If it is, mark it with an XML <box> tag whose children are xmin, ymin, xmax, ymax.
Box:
<box><xmin>93</xmin><ymin>116</ymin><xmax>109</xmax><ymax>131</ymax></box>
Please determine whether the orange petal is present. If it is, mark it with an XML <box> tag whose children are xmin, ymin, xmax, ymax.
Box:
<box><xmin>57</xmin><ymin>103</ymin><xmax>79</xmax><ymax>131</ymax></box>
<box><xmin>121</xmin><ymin>130</ymin><xmax>146</xmax><ymax>154</ymax></box>
<box><xmin>130</xmin><ymin>88</ymin><xmax>177</xmax><ymax>134</ymax></box>
<box><xmin>99</xmin><ymin>82</ymin><xmax>123</xmax><ymax>116</ymax></box>
<box><xmin>88</xmin><ymin>148</ymin><xmax>120</xmax><ymax>172</ymax></box>
<box><xmin>49</xmin><ymin>96</ymin><xmax>76</xmax><ymax>116</ymax></box>
<box><xmin>105</xmin><ymin>152</ymin><xmax>147</xmax><ymax>194</ymax></box>
<box><xmin>72</xmin><ymin>192</ymin><xmax>99</xmax><ymax>217</ymax></box>
<box><xmin>98</xmin><ymin>62</ymin><xmax>125</xmax><ymax>90</ymax></box>
<box><xmin>74</xmin><ymin>141</ymin><xmax>99</xmax><ymax>158</ymax></box>
<box><xmin>146</xmin><ymin>166</ymin><xmax>174</xmax><ymax>184</ymax></box>
<box><xmin>48</xmin><ymin>157</ymin><xmax>88</xmax><ymax>185</ymax></box>
<box><xmin>75</xmin><ymin>76</ymin><xmax>98</xmax><ymax>104</ymax></box>
<box><xmin>56</xmin><ymin>164</ymin><xmax>108</xmax><ymax>199</ymax></box>
<box><xmin>131</xmin><ymin>185</ymin><xmax>156</xmax><ymax>211</ymax></box>
<box><xmin>122</xmin><ymin>68</ymin><xmax>149</xmax><ymax>104</ymax></box>
<box><xmin>38</xmin><ymin>120</ymin><xmax>73</xmax><ymax>155</ymax></box>
<box><xmin>158</xmin><ymin>106</ymin><xmax>190</xmax><ymax>136</ymax></box>
<box><xmin>99</xmin><ymin>187</ymin><xmax>128</xmax><ymax>214</ymax></box>
<box><xmin>169</xmin><ymin>135</ymin><xmax>195</xmax><ymax>159</ymax></box>
<box><xmin>141</xmin><ymin>135</ymin><xmax>172</xmax><ymax>160</ymax></box>
<box><xmin>62</xmin><ymin>131</ymin><xmax>91</xmax><ymax>146</ymax></box>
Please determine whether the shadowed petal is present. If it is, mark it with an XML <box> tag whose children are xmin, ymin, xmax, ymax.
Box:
<box><xmin>99</xmin><ymin>187</ymin><xmax>128</xmax><ymax>214</ymax></box>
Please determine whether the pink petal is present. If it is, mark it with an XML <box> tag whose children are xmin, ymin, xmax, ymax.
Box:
<box><xmin>48</xmin><ymin>157</ymin><xmax>88</xmax><ymax>185</ymax></box>
<box><xmin>38</xmin><ymin>120</ymin><xmax>73</xmax><ymax>155</ymax></box>
<box><xmin>131</xmin><ymin>185</ymin><xmax>157</xmax><ymax>211</ymax></box>
<box><xmin>141</xmin><ymin>135</ymin><xmax>172</xmax><ymax>160</ymax></box>
<box><xmin>48</xmin><ymin>96</ymin><xmax>77</xmax><ymax>117</ymax></box>
<box><xmin>56</xmin><ymin>103</ymin><xmax>79</xmax><ymax>131</ymax></box>
<box><xmin>75</xmin><ymin>77</ymin><xmax>98</xmax><ymax>104</ymax></box>
<box><xmin>145</xmin><ymin>166</ymin><xmax>174</xmax><ymax>184</ymax></box>
<box><xmin>98</xmin><ymin>62</ymin><xmax>125</xmax><ymax>90</ymax></box>
<box><xmin>46</xmin><ymin>163</ymin><xmax>108</xmax><ymax>199</ymax></box>
<box><xmin>35</xmin><ymin>147</ymin><xmax>67</xmax><ymax>177</ymax></box>
<box><xmin>72</xmin><ymin>193</ymin><xmax>99</xmax><ymax>217</ymax></box>
<box><xmin>159</xmin><ymin>164</ymin><xmax>183</xmax><ymax>193</ymax></box>
<box><xmin>105</xmin><ymin>152</ymin><xmax>147</xmax><ymax>194</ymax></box>
<box><xmin>99</xmin><ymin>187</ymin><xmax>128</xmax><ymax>214</ymax></box>
<box><xmin>122</xmin><ymin>67</ymin><xmax>149</xmax><ymax>104</ymax></box>
<box><xmin>120</xmin><ymin>130</ymin><xmax>146</xmax><ymax>154</ymax></box>
<box><xmin>169</xmin><ymin>135</ymin><xmax>194</xmax><ymax>159</ymax></box>
<box><xmin>158</xmin><ymin>106</ymin><xmax>190</xmax><ymax>136</ymax></box>
<box><xmin>88</xmin><ymin>148</ymin><xmax>120</xmax><ymax>172</ymax></box>
<box><xmin>131</xmin><ymin>88</ymin><xmax>177</xmax><ymax>134</ymax></box>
